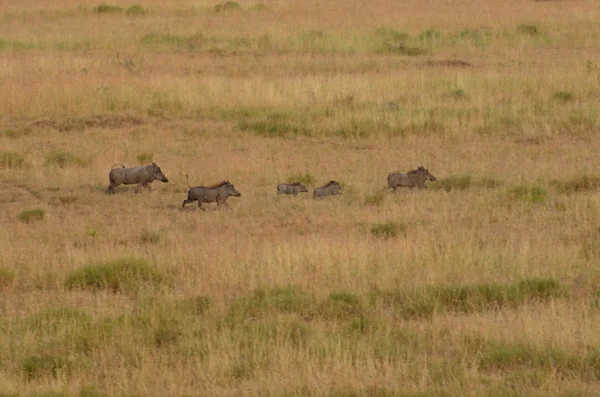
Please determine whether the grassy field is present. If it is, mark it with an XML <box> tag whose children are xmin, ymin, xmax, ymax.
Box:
<box><xmin>2</xmin><ymin>0</ymin><xmax>600</xmax><ymax>396</ymax></box>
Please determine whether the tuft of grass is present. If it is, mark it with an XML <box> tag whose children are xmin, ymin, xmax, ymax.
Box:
<box><xmin>371</xmin><ymin>222</ymin><xmax>406</xmax><ymax>239</ymax></box>
<box><xmin>286</xmin><ymin>173</ymin><xmax>316</xmax><ymax>186</ymax></box>
<box><xmin>249</xmin><ymin>3</ymin><xmax>269</xmax><ymax>12</ymax></box>
<box><xmin>517</xmin><ymin>24</ymin><xmax>540</xmax><ymax>36</ymax></box>
<box><xmin>94</xmin><ymin>4</ymin><xmax>123</xmax><ymax>14</ymax></box>
<box><xmin>139</xmin><ymin>230</ymin><xmax>160</xmax><ymax>245</ymax></box>
<box><xmin>19</xmin><ymin>208</ymin><xmax>45</xmax><ymax>223</ymax></box>
<box><xmin>174</xmin><ymin>295</ymin><xmax>211</xmax><ymax>315</ymax></box>
<box><xmin>0</xmin><ymin>151</ymin><xmax>26</xmax><ymax>169</ymax></box>
<box><xmin>553</xmin><ymin>91</ymin><xmax>575</xmax><ymax>102</ymax></box>
<box><xmin>376</xmin><ymin>278</ymin><xmax>563</xmax><ymax>319</ymax></box>
<box><xmin>227</xmin><ymin>286</ymin><xmax>313</xmax><ymax>323</ymax></box>
<box><xmin>43</xmin><ymin>150</ymin><xmax>84</xmax><ymax>168</ymax></box>
<box><xmin>382</xmin><ymin>42</ymin><xmax>427</xmax><ymax>56</ymax></box>
<box><xmin>446</xmin><ymin>88</ymin><xmax>468</xmax><ymax>100</ymax></box>
<box><xmin>21</xmin><ymin>355</ymin><xmax>70</xmax><ymax>380</ymax></box>
<box><xmin>363</xmin><ymin>191</ymin><xmax>385</xmax><ymax>206</ymax></box>
<box><xmin>136</xmin><ymin>152</ymin><xmax>153</xmax><ymax>163</ymax></box>
<box><xmin>64</xmin><ymin>257</ymin><xmax>163</xmax><ymax>293</ymax></box>
<box><xmin>0</xmin><ymin>268</ymin><xmax>16</xmax><ymax>288</ymax></box>
<box><xmin>238</xmin><ymin>112</ymin><xmax>309</xmax><ymax>138</ymax></box>
<box><xmin>79</xmin><ymin>386</ymin><xmax>109</xmax><ymax>397</ymax></box>
<box><xmin>215</xmin><ymin>1</ymin><xmax>241</xmax><ymax>12</ymax></box>
<box><xmin>551</xmin><ymin>175</ymin><xmax>600</xmax><ymax>193</ymax></box>
<box><xmin>86</xmin><ymin>225</ymin><xmax>97</xmax><ymax>238</ymax></box>
<box><xmin>319</xmin><ymin>291</ymin><xmax>364</xmax><ymax>320</ymax></box>
<box><xmin>506</xmin><ymin>185</ymin><xmax>548</xmax><ymax>203</ymax></box>
<box><xmin>125</xmin><ymin>4</ymin><xmax>146</xmax><ymax>16</ymax></box>
<box><xmin>2</xmin><ymin>127</ymin><xmax>31</xmax><ymax>138</ymax></box>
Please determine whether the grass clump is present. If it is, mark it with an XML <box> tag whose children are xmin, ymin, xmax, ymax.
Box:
<box><xmin>0</xmin><ymin>268</ymin><xmax>16</xmax><ymax>288</ymax></box>
<box><xmin>433</xmin><ymin>175</ymin><xmax>472</xmax><ymax>192</ymax></box>
<box><xmin>19</xmin><ymin>208</ymin><xmax>45</xmax><ymax>223</ymax></box>
<box><xmin>215</xmin><ymin>1</ymin><xmax>241</xmax><ymax>12</ymax></box>
<box><xmin>238</xmin><ymin>112</ymin><xmax>309</xmax><ymax>138</ymax></box>
<box><xmin>553</xmin><ymin>91</ymin><xmax>575</xmax><ymax>102</ymax></box>
<box><xmin>174</xmin><ymin>295</ymin><xmax>212</xmax><ymax>315</ymax></box>
<box><xmin>64</xmin><ymin>257</ymin><xmax>163</xmax><ymax>293</ymax></box>
<box><xmin>506</xmin><ymin>185</ymin><xmax>548</xmax><ymax>203</ymax></box>
<box><xmin>227</xmin><ymin>286</ymin><xmax>313</xmax><ymax>323</ymax></box>
<box><xmin>376</xmin><ymin>278</ymin><xmax>563</xmax><ymax>319</ymax></box>
<box><xmin>139</xmin><ymin>230</ymin><xmax>160</xmax><ymax>244</ymax></box>
<box><xmin>551</xmin><ymin>175</ymin><xmax>600</xmax><ymax>193</ymax></box>
<box><xmin>125</xmin><ymin>4</ymin><xmax>146</xmax><ymax>16</ymax></box>
<box><xmin>21</xmin><ymin>355</ymin><xmax>70</xmax><ymax>380</ymax></box>
<box><xmin>0</xmin><ymin>151</ymin><xmax>26</xmax><ymax>169</ymax></box>
<box><xmin>319</xmin><ymin>291</ymin><xmax>364</xmax><ymax>320</ymax></box>
<box><xmin>136</xmin><ymin>152</ymin><xmax>153</xmax><ymax>164</ymax></box>
<box><xmin>286</xmin><ymin>173</ymin><xmax>316</xmax><ymax>186</ymax></box>
<box><xmin>517</xmin><ymin>24</ymin><xmax>540</xmax><ymax>36</ymax></box>
<box><xmin>479</xmin><ymin>342</ymin><xmax>580</xmax><ymax>373</ymax></box>
<box><xmin>43</xmin><ymin>150</ymin><xmax>84</xmax><ymax>168</ymax></box>
<box><xmin>364</xmin><ymin>191</ymin><xmax>385</xmax><ymax>206</ymax></box>
<box><xmin>94</xmin><ymin>4</ymin><xmax>123</xmax><ymax>14</ymax></box>
<box><xmin>371</xmin><ymin>222</ymin><xmax>406</xmax><ymax>239</ymax></box>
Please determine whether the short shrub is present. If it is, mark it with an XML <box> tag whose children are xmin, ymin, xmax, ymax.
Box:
<box><xmin>139</xmin><ymin>230</ymin><xmax>160</xmax><ymax>244</ymax></box>
<box><xmin>215</xmin><ymin>1</ymin><xmax>240</xmax><ymax>12</ymax></box>
<box><xmin>551</xmin><ymin>175</ymin><xmax>600</xmax><ymax>193</ymax></box>
<box><xmin>506</xmin><ymin>185</ymin><xmax>548</xmax><ymax>203</ymax></box>
<box><xmin>0</xmin><ymin>151</ymin><xmax>26</xmax><ymax>169</ymax></box>
<box><xmin>0</xmin><ymin>268</ymin><xmax>16</xmax><ymax>288</ymax></box>
<box><xmin>21</xmin><ymin>355</ymin><xmax>70</xmax><ymax>380</ymax></box>
<box><xmin>19</xmin><ymin>208</ymin><xmax>45</xmax><ymax>223</ymax></box>
<box><xmin>125</xmin><ymin>4</ymin><xmax>146</xmax><ymax>16</ymax></box>
<box><xmin>43</xmin><ymin>150</ymin><xmax>84</xmax><ymax>168</ymax></box>
<box><xmin>136</xmin><ymin>152</ymin><xmax>153</xmax><ymax>163</ymax></box>
<box><xmin>94</xmin><ymin>4</ymin><xmax>123</xmax><ymax>13</ymax></box>
<box><xmin>64</xmin><ymin>257</ymin><xmax>163</xmax><ymax>293</ymax></box>
<box><xmin>371</xmin><ymin>222</ymin><xmax>405</xmax><ymax>239</ymax></box>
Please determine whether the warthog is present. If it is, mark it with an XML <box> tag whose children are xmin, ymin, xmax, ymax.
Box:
<box><xmin>181</xmin><ymin>176</ymin><xmax>241</xmax><ymax>210</ymax></box>
<box><xmin>386</xmin><ymin>166</ymin><xmax>437</xmax><ymax>190</ymax></box>
<box><xmin>106</xmin><ymin>162</ymin><xmax>169</xmax><ymax>194</ymax></box>
<box><xmin>276</xmin><ymin>182</ymin><xmax>309</xmax><ymax>196</ymax></box>
<box><xmin>313</xmin><ymin>180</ymin><xmax>342</xmax><ymax>199</ymax></box>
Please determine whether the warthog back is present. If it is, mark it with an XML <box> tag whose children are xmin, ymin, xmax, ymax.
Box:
<box><xmin>181</xmin><ymin>179</ymin><xmax>242</xmax><ymax>211</ymax></box>
<box><xmin>107</xmin><ymin>162</ymin><xmax>169</xmax><ymax>194</ymax></box>
<box><xmin>387</xmin><ymin>166</ymin><xmax>436</xmax><ymax>190</ymax></box>
<box><xmin>276</xmin><ymin>182</ymin><xmax>309</xmax><ymax>196</ymax></box>
<box><xmin>313</xmin><ymin>180</ymin><xmax>342</xmax><ymax>199</ymax></box>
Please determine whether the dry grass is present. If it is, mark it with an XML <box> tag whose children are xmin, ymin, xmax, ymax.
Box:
<box><xmin>1</xmin><ymin>0</ymin><xmax>600</xmax><ymax>396</ymax></box>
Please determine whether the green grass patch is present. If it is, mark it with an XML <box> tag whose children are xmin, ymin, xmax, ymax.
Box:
<box><xmin>238</xmin><ymin>111</ymin><xmax>310</xmax><ymax>138</ymax></box>
<box><xmin>64</xmin><ymin>257</ymin><xmax>163</xmax><ymax>294</ymax></box>
<box><xmin>517</xmin><ymin>24</ymin><xmax>540</xmax><ymax>36</ymax></box>
<box><xmin>506</xmin><ymin>184</ymin><xmax>548</xmax><ymax>203</ymax></box>
<box><xmin>94</xmin><ymin>4</ymin><xmax>123</xmax><ymax>14</ymax></box>
<box><xmin>140</xmin><ymin>33</ymin><xmax>204</xmax><ymax>50</ymax></box>
<box><xmin>215</xmin><ymin>1</ymin><xmax>241</xmax><ymax>12</ymax></box>
<box><xmin>125</xmin><ymin>4</ymin><xmax>146</xmax><ymax>16</ymax></box>
<box><xmin>371</xmin><ymin>222</ymin><xmax>406</xmax><ymax>239</ymax></box>
<box><xmin>43</xmin><ymin>150</ymin><xmax>85</xmax><ymax>168</ymax></box>
<box><xmin>551</xmin><ymin>175</ymin><xmax>600</xmax><ymax>193</ymax></box>
<box><xmin>227</xmin><ymin>286</ymin><xmax>313</xmax><ymax>323</ymax></box>
<box><xmin>135</xmin><ymin>152</ymin><xmax>153</xmax><ymax>164</ymax></box>
<box><xmin>174</xmin><ymin>295</ymin><xmax>212</xmax><ymax>316</ymax></box>
<box><xmin>21</xmin><ymin>354</ymin><xmax>70</xmax><ymax>380</ymax></box>
<box><xmin>319</xmin><ymin>291</ymin><xmax>364</xmax><ymax>320</ymax></box>
<box><xmin>18</xmin><ymin>208</ymin><xmax>45</xmax><ymax>223</ymax></box>
<box><xmin>0</xmin><ymin>151</ymin><xmax>26</xmax><ymax>169</ymax></box>
<box><xmin>553</xmin><ymin>90</ymin><xmax>576</xmax><ymax>102</ymax></box>
<box><xmin>431</xmin><ymin>175</ymin><xmax>502</xmax><ymax>192</ymax></box>
<box><xmin>0</xmin><ymin>268</ymin><xmax>16</xmax><ymax>288</ymax></box>
<box><xmin>375</xmin><ymin>278</ymin><xmax>563</xmax><ymax>319</ymax></box>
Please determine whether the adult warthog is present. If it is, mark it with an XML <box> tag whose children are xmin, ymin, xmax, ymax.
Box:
<box><xmin>386</xmin><ymin>166</ymin><xmax>437</xmax><ymax>190</ymax></box>
<box><xmin>106</xmin><ymin>162</ymin><xmax>169</xmax><ymax>194</ymax></box>
<box><xmin>276</xmin><ymin>182</ymin><xmax>309</xmax><ymax>196</ymax></box>
<box><xmin>313</xmin><ymin>180</ymin><xmax>342</xmax><ymax>199</ymax></box>
<box><xmin>181</xmin><ymin>176</ymin><xmax>241</xmax><ymax>210</ymax></box>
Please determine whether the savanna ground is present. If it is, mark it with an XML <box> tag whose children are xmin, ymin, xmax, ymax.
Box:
<box><xmin>1</xmin><ymin>0</ymin><xmax>600</xmax><ymax>396</ymax></box>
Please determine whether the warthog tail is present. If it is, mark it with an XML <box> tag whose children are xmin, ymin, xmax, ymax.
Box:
<box><xmin>185</xmin><ymin>174</ymin><xmax>192</xmax><ymax>189</ymax></box>
<box><xmin>111</xmin><ymin>163</ymin><xmax>125</xmax><ymax>169</ymax></box>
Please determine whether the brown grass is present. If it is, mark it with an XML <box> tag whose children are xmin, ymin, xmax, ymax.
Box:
<box><xmin>1</xmin><ymin>0</ymin><xmax>600</xmax><ymax>396</ymax></box>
